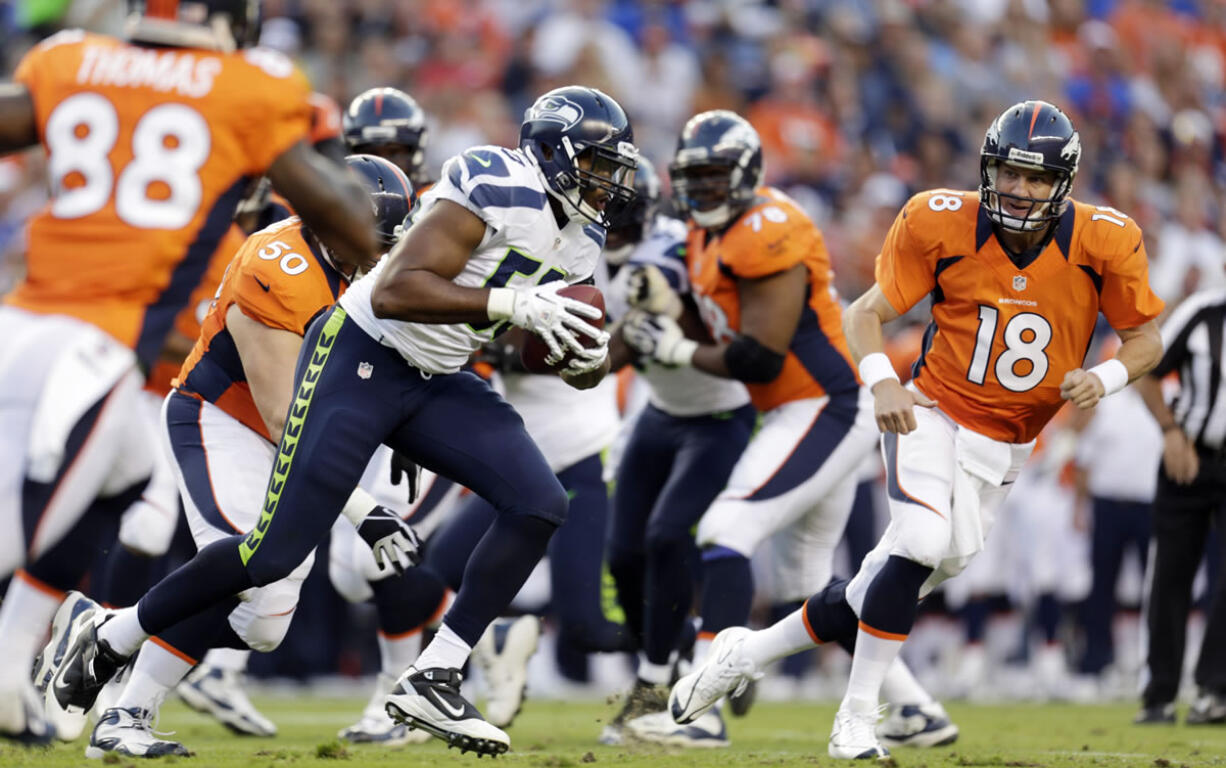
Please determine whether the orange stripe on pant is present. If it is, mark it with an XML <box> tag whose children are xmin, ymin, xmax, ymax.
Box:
<box><xmin>799</xmin><ymin>598</ymin><xmax>826</xmax><ymax>645</ymax></box>
<box><xmin>857</xmin><ymin>620</ymin><xmax>907</xmax><ymax>643</ymax></box>
<box><xmin>151</xmin><ymin>635</ymin><xmax>199</xmax><ymax>666</ymax></box>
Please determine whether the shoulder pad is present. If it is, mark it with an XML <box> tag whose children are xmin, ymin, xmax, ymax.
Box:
<box><xmin>1071</xmin><ymin>199</ymin><xmax>1144</xmax><ymax>264</ymax></box>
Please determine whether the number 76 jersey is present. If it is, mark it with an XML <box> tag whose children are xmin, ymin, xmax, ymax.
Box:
<box><xmin>7</xmin><ymin>31</ymin><xmax>312</xmax><ymax>370</ymax></box>
<box><xmin>877</xmin><ymin>189</ymin><xmax>1163</xmax><ymax>444</ymax></box>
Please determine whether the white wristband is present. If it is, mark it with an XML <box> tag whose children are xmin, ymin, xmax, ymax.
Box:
<box><xmin>341</xmin><ymin>487</ymin><xmax>379</xmax><ymax>526</ymax></box>
<box><xmin>487</xmin><ymin>287</ymin><xmax>516</xmax><ymax>322</ymax></box>
<box><xmin>1088</xmin><ymin>358</ymin><xmax>1129</xmax><ymax>396</ymax></box>
<box><xmin>858</xmin><ymin>352</ymin><xmax>899</xmax><ymax>389</ymax></box>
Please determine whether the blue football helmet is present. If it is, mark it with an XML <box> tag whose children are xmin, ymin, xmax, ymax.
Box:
<box><xmin>346</xmin><ymin>154</ymin><xmax>415</xmax><ymax>250</ymax></box>
<box><xmin>344</xmin><ymin>88</ymin><xmax>431</xmax><ymax>187</ymax></box>
<box><xmin>980</xmin><ymin>100</ymin><xmax>1080</xmax><ymax>232</ymax></box>
<box><xmin>520</xmin><ymin>86</ymin><xmax>638</xmax><ymax>229</ymax></box>
<box><xmin>604</xmin><ymin>155</ymin><xmax>661</xmax><ymax>265</ymax></box>
<box><xmin>669</xmin><ymin>110</ymin><xmax>763</xmax><ymax>230</ymax></box>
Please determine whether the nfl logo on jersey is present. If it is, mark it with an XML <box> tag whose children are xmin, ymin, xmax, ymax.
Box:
<box><xmin>357</xmin><ymin>362</ymin><xmax>373</xmax><ymax>379</ymax></box>
<box><xmin>1012</xmin><ymin>275</ymin><xmax>1027</xmax><ymax>291</ymax></box>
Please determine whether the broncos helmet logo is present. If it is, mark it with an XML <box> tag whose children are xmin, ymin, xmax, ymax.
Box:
<box><xmin>527</xmin><ymin>96</ymin><xmax>584</xmax><ymax>131</ymax></box>
<box><xmin>1059</xmin><ymin>131</ymin><xmax>1081</xmax><ymax>172</ymax></box>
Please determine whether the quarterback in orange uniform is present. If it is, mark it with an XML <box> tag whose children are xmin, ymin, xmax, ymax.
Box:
<box><xmin>662</xmin><ymin>101</ymin><xmax>1164</xmax><ymax>759</ymax></box>
<box><xmin>622</xmin><ymin>111</ymin><xmax>951</xmax><ymax>746</ymax></box>
<box><xmin>0</xmin><ymin>0</ymin><xmax>376</xmax><ymax>744</ymax></box>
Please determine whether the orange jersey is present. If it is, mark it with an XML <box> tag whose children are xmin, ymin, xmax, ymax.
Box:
<box><xmin>145</xmin><ymin>222</ymin><xmax>245</xmax><ymax>396</ymax></box>
<box><xmin>175</xmin><ymin>217</ymin><xmax>346</xmax><ymax>442</ymax></box>
<box><xmin>876</xmin><ymin>190</ymin><xmax>1164</xmax><ymax>443</ymax></box>
<box><xmin>687</xmin><ymin>187</ymin><xmax>860</xmax><ymax>411</ymax></box>
<box><xmin>7</xmin><ymin>30</ymin><xmax>312</xmax><ymax>369</ymax></box>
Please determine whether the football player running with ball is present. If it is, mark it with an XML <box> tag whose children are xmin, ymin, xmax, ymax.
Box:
<box><xmin>40</xmin><ymin>85</ymin><xmax>637</xmax><ymax>757</ymax></box>
<box><xmin>661</xmin><ymin>101</ymin><xmax>1164</xmax><ymax>759</ymax></box>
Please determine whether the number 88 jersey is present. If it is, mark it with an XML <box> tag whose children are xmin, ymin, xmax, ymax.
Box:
<box><xmin>7</xmin><ymin>30</ymin><xmax>312</xmax><ymax>370</ymax></box>
<box><xmin>876</xmin><ymin>189</ymin><xmax>1164</xmax><ymax>443</ymax></box>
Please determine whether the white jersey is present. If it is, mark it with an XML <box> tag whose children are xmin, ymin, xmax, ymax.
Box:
<box><xmin>504</xmin><ymin>373</ymin><xmax>619</xmax><ymax>473</ymax></box>
<box><xmin>607</xmin><ymin>215</ymin><xmax>750</xmax><ymax>417</ymax></box>
<box><xmin>341</xmin><ymin>145</ymin><xmax>605</xmax><ymax>374</ymax></box>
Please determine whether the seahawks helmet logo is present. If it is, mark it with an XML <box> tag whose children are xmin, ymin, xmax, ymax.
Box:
<box><xmin>527</xmin><ymin>96</ymin><xmax>584</xmax><ymax>131</ymax></box>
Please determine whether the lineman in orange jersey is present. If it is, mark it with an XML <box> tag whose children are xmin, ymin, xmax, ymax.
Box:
<box><xmin>661</xmin><ymin>101</ymin><xmax>1165</xmax><ymax>760</ymax></box>
<box><xmin>344</xmin><ymin>87</ymin><xmax>434</xmax><ymax>191</ymax></box>
<box><xmin>0</xmin><ymin>0</ymin><xmax>377</xmax><ymax>744</ymax></box>
<box><xmin>622</xmin><ymin>111</ymin><xmax>953</xmax><ymax>747</ymax></box>
<box><xmin>81</xmin><ymin>155</ymin><xmax>420</xmax><ymax>759</ymax></box>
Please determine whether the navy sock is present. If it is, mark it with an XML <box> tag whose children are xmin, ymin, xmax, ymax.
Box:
<box><xmin>444</xmin><ymin>514</ymin><xmax>557</xmax><ymax>646</ymax></box>
<box><xmin>154</xmin><ymin>596</ymin><xmax>246</xmax><ymax>661</ymax></box>
<box><xmin>136</xmin><ymin>535</ymin><xmax>255</xmax><ymax>637</ymax></box>
<box><xmin>96</xmin><ymin>545</ymin><xmax>156</xmax><ymax>609</ymax></box>
<box><xmin>1036</xmin><ymin>592</ymin><xmax>1061</xmax><ymax>644</ymax></box>
<box><xmin>860</xmin><ymin>555</ymin><xmax>933</xmax><ymax>637</ymax></box>
<box><xmin>370</xmin><ymin>566</ymin><xmax>447</xmax><ymax>636</ymax></box>
<box><xmin>961</xmin><ymin>597</ymin><xmax>991</xmax><ymax>644</ymax></box>
<box><xmin>643</xmin><ymin>535</ymin><xmax>694</xmax><ymax>666</ymax></box>
<box><xmin>699</xmin><ymin>547</ymin><xmax>753</xmax><ymax>635</ymax></box>
<box><xmin>803</xmin><ymin>579</ymin><xmax>860</xmax><ymax>654</ymax></box>
<box><xmin>609</xmin><ymin>547</ymin><xmax>646</xmax><ymax>646</ymax></box>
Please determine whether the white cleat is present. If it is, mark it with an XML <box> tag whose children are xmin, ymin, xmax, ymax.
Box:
<box><xmin>385</xmin><ymin>666</ymin><xmax>509</xmax><ymax>756</ymax></box>
<box><xmin>0</xmin><ymin>680</ymin><xmax>56</xmax><ymax>745</ymax></box>
<box><xmin>85</xmin><ymin>707</ymin><xmax>190</xmax><ymax>758</ymax></box>
<box><xmin>472</xmin><ymin>615</ymin><xmax>541</xmax><ymax>728</ymax></box>
<box><xmin>177</xmin><ymin>664</ymin><xmax>276</xmax><ymax>737</ymax></box>
<box><xmin>41</xmin><ymin>592</ymin><xmax>123</xmax><ymax>742</ymax></box>
<box><xmin>877</xmin><ymin>702</ymin><xmax>959</xmax><ymax>748</ymax></box>
<box><xmin>668</xmin><ymin>627</ymin><xmax>761</xmax><ymax>725</ymax></box>
<box><xmin>829</xmin><ymin>702</ymin><xmax>890</xmax><ymax>760</ymax></box>
<box><xmin>339</xmin><ymin>673</ymin><xmax>430</xmax><ymax>746</ymax></box>
<box><xmin>624</xmin><ymin>708</ymin><xmax>730</xmax><ymax>748</ymax></box>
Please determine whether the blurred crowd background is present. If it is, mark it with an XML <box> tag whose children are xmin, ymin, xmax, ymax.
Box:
<box><xmin>0</xmin><ymin>0</ymin><xmax>1221</xmax><ymax>705</ymax></box>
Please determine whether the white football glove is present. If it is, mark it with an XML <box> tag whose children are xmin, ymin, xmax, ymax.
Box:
<box><xmin>487</xmin><ymin>281</ymin><xmax>608</xmax><ymax>366</ymax></box>
<box><xmin>621</xmin><ymin>309</ymin><xmax>697</xmax><ymax>366</ymax></box>
<box><xmin>560</xmin><ymin>336</ymin><xmax>610</xmax><ymax>382</ymax></box>
<box><xmin>627</xmin><ymin>265</ymin><xmax>683</xmax><ymax>319</ymax></box>
<box><xmin>356</xmin><ymin>506</ymin><xmax>423</xmax><ymax>576</ymax></box>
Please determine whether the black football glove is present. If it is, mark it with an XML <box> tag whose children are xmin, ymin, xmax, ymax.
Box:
<box><xmin>356</xmin><ymin>506</ymin><xmax>423</xmax><ymax>576</ymax></box>
<box><xmin>389</xmin><ymin>451</ymin><xmax>422</xmax><ymax>503</ymax></box>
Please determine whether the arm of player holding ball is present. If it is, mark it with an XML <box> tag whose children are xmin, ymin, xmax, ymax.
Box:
<box><xmin>622</xmin><ymin>263</ymin><xmax>805</xmax><ymax>384</ymax></box>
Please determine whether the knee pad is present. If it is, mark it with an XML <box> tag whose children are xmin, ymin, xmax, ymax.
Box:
<box><xmin>889</xmin><ymin>509</ymin><xmax>952</xmax><ymax>568</ymax></box>
<box><xmin>230</xmin><ymin>577</ymin><xmax>305</xmax><ymax>653</ymax></box>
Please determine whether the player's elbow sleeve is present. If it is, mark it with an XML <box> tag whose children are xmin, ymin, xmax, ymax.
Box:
<box><xmin>724</xmin><ymin>334</ymin><xmax>785</xmax><ymax>383</ymax></box>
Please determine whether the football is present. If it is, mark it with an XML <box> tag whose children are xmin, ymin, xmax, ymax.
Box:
<box><xmin>519</xmin><ymin>284</ymin><xmax>606</xmax><ymax>374</ymax></box>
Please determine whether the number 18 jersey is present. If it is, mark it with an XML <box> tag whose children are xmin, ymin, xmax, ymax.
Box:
<box><xmin>876</xmin><ymin>190</ymin><xmax>1164</xmax><ymax>443</ymax></box>
<box><xmin>7</xmin><ymin>30</ymin><xmax>312</xmax><ymax>369</ymax></box>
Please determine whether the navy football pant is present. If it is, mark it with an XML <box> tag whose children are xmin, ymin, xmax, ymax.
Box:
<box><xmin>137</xmin><ymin>307</ymin><xmax>566</xmax><ymax>646</ymax></box>
<box><xmin>427</xmin><ymin>452</ymin><xmax>632</xmax><ymax>652</ymax></box>
<box><xmin>608</xmin><ymin>403</ymin><xmax>756</xmax><ymax>666</ymax></box>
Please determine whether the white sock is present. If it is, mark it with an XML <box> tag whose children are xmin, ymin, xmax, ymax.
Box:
<box><xmin>741</xmin><ymin>608</ymin><xmax>818</xmax><ymax>669</ymax></box>
<box><xmin>0</xmin><ymin>572</ymin><xmax>61</xmax><ymax>687</ymax></box>
<box><xmin>379</xmin><ymin>630</ymin><xmax>422</xmax><ymax>678</ymax></box>
<box><xmin>842</xmin><ymin>628</ymin><xmax>904</xmax><ymax>710</ymax></box>
<box><xmin>880</xmin><ymin>657</ymin><xmax>933</xmax><ymax>706</ymax></box>
<box><xmin>115</xmin><ymin>640</ymin><xmax>193</xmax><ymax>712</ymax></box>
<box><xmin>637</xmin><ymin>657</ymin><xmax>671</xmax><ymax>685</ymax></box>
<box><xmin>97</xmin><ymin>607</ymin><xmax>150</xmax><ymax>657</ymax></box>
<box><xmin>693</xmin><ymin>636</ymin><xmax>713</xmax><ymax>667</ymax></box>
<box><xmin>413</xmin><ymin>623</ymin><xmax>472</xmax><ymax>672</ymax></box>
<box><xmin>202</xmin><ymin>647</ymin><xmax>251</xmax><ymax>673</ymax></box>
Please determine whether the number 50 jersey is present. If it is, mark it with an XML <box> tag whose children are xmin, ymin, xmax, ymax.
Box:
<box><xmin>877</xmin><ymin>190</ymin><xmax>1164</xmax><ymax>443</ymax></box>
<box><xmin>341</xmin><ymin>145</ymin><xmax>605</xmax><ymax>374</ymax></box>
<box><xmin>7</xmin><ymin>30</ymin><xmax>312</xmax><ymax>370</ymax></box>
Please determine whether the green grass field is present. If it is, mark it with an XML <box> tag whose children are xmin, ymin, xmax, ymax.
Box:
<box><xmin>4</xmin><ymin>698</ymin><xmax>1225</xmax><ymax>768</ymax></box>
